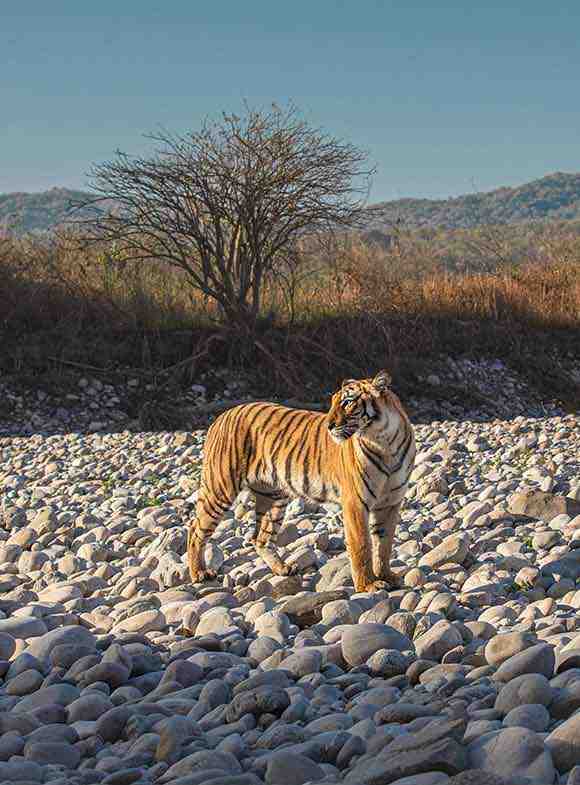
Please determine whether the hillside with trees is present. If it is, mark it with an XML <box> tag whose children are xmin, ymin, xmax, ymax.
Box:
<box><xmin>2</xmin><ymin>172</ymin><xmax>580</xmax><ymax>237</ymax></box>
<box><xmin>367</xmin><ymin>172</ymin><xmax>580</xmax><ymax>230</ymax></box>
<box><xmin>0</xmin><ymin>188</ymin><xmax>91</xmax><ymax>235</ymax></box>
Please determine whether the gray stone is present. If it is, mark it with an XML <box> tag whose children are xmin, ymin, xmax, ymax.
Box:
<box><xmin>390</xmin><ymin>776</ymin><xmax>451</xmax><ymax>785</ymax></box>
<box><xmin>0</xmin><ymin>760</ymin><xmax>43</xmax><ymax>782</ymax></box>
<box><xmin>316</xmin><ymin>556</ymin><xmax>353</xmax><ymax>591</ymax></box>
<box><xmin>67</xmin><ymin>692</ymin><xmax>113</xmax><ymax>722</ymax></box>
<box><xmin>0</xmin><ymin>632</ymin><xmax>16</xmax><ymax>660</ymax></box>
<box><xmin>447</xmin><ymin>772</ymin><xmax>515</xmax><ymax>785</ymax></box>
<box><xmin>545</xmin><ymin>712</ymin><xmax>580</xmax><ymax>771</ymax></box>
<box><xmin>388</xmin><ymin>611</ymin><xmax>417</xmax><ymax>639</ymax></box>
<box><xmin>306</xmin><ymin>713</ymin><xmax>353</xmax><ymax>733</ymax></box>
<box><xmin>0</xmin><ymin>617</ymin><xmax>47</xmax><ymax>639</ymax></box>
<box><xmin>345</xmin><ymin>736</ymin><xmax>467</xmax><ymax>785</ymax></box>
<box><xmin>256</xmin><ymin>724</ymin><xmax>310</xmax><ymax>750</ymax></box>
<box><xmin>16</xmin><ymin>683</ymin><xmax>81</xmax><ymax>713</ymax></box>
<box><xmin>246</xmin><ymin>637</ymin><xmax>281</xmax><ymax>664</ymax></box>
<box><xmin>166</xmin><ymin>774</ymin><xmax>261</xmax><ymax>785</ymax></box>
<box><xmin>375</xmin><ymin>703</ymin><xmax>440</xmax><ymax>724</ymax></box>
<box><xmin>493</xmin><ymin>643</ymin><xmax>555</xmax><ymax>682</ymax></box>
<box><xmin>27</xmin><ymin>724</ymin><xmax>78</xmax><ymax>745</ymax></box>
<box><xmin>24</xmin><ymin>740</ymin><xmax>81</xmax><ymax>768</ymax></box>
<box><xmin>367</xmin><ymin>648</ymin><xmax>408</xmax><ymax>677</ymax></box>
<box><xmin>6</xmin><ymin>669</ymin><xmax>44</xmax><ymax>696</ymax></box>
<box><xmin>342</xmin><ymin>623</ymin><xmax>413</xmax><ymax>667</ymax></box>
<box><xmin>225</xmin><ymin>686</ymin><xmax>290</xmax><ymax>723</ymax></box>
<box><xmin>95</xmin><ymin>706</ymin><xmax>131</xmax><ymax>742</ymax></box>
<box><xmin>352</xmin><ymin>685</ymin><xmax>401</xmax><ymax>708</ymax></box>
<box><xmin>485</xmin><ymin>633</ymin><xmax>537</xmax><ymax>668</ymax></box>
<box><xmin>508</xmin><ymin>490</ymin><xmax>580</xmax><ymax>521</ymax></box>
<box><xmin>156</xmin><ymin>716</ymin><xmax>199</xmax><ymax>764</ymax></box>
<box><xmin>322</xmin><ymin>599</ymin><xmax>362</xmax><ymax>626</ymax></box>
<box><xmin>415</xmin><ymin>621</ymin><xmax>464</xmax><ymax>661</ymax></box>
<box><xmin>360</xmin><ymin>598</ymin><xmax>395</xmax><ymax>625</ymax></box>
<box><xmin>464</xmin><ymin>721</ymin><xmax>504</xmax><ymax>745</ymax></box>
<box><xmin>345</xmin><ymin>718</ymin><xmax>467</xmax><ymax>784</ymax></box>
<box><xmin>467</xmin><ymin>727</ymin><xmax>555</xmax><ymax>784</ymax></box>
<box><xmin>494</xmin><ymin>674</ymin><xmax>553</xmax><ymax>715</ymax></box>
<box><xmin>159</xmin><ymin>750</ymin><xmax>242</xmax><ymax>781</ymax></box>
<box><xmin>233</xmin><ymin>670</ymin><xmax>291</xmax><ymax>696</ymax></box>
<box><xmin>79</xmin><ymin>661</ymin><xmax>131</xmax><ymax>689</ymax></box>
<box><xmin>550</xmin><ymin>680</ymin><xmax>580</xmax><ymax>720</ymax></box>
<box><xmin>0</xmin><ymin>713</ymin><xmax>40</xmax><ymax>735</ymax></box>
<box><xmin>279</xmin><ymin>650</ymin><xmax>323</xmax><ymax>678</ymax></box>
<box><xmin>25</xmin><ymin>626</ymin><xmax>96</xmax><ymax>665</ymax></box>
<box><xmin>419</xmin><ymin>534</ymin><xmax>469</xmax><ymax>569</ymax></box>
<box><xmin>50</xmin><ymin>643</ymin><xmax>96</xmax><ymax>669</ymax></box>
<box><xmin>503</xmin><ymin>704</ymin><xmax>550</xmax><ymax>732</ymax></box>
<box><xmin>113</xmin><ymin>609</ymin><xmax>166</xmax><ymax>634</ymax></box>
<box><xmin>265</xmin><ymin>751</ymin><xmax>325</xmax><ymax>784</ymax></box>
<box><xmin>279</xmin><ymin>591</ymin><xmax>348</xmax><ymax>627</ymax></box>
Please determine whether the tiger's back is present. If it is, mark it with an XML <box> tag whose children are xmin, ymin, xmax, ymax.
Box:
<box><xmin>201</xmin><ymin>401</ymin><xmax>343</xmax><ymax>505</ymax></box>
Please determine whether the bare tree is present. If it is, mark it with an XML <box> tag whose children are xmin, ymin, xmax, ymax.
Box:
<box><xmin>75</xmin><ymin>104</ymin><xmax>374</xmax><ymax>333</ymax></box>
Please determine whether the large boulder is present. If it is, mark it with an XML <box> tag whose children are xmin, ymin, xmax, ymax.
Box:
<box><xmin>419</xmin><ymin>534</ymin><xmax>470</xmax><ymax>569</ymax></box>
<box><xmin>25</xmin><ymin>626</ymin><xmax>96</xmax><ymax>665</ymax></box>
<box><xmin>341</xmin><ymin>623</ymin><xmax>413</xmax><ymax>667</ymax></box>
<box><xmin>508</xmin><ymin>490</ymin><xmax>580</xmax><ymax>522</ymax></box>
<box><xmin>468</xmin><ymin>727</ymin><xmax>555</xmax><ymax>784</ymax></box>
<box><xmin>545</xmin><ymin>712</ymin><xmax>580</xmax><ymax>772</ymax></box>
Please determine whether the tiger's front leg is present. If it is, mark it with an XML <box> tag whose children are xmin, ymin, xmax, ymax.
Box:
<box><xmin>369</xmin><ymin>503</ymin><xmax>402</xmax><ymax>588</ymax></box>
<box><xmin>341</xmin><ymin>494</ymin><xmax>377</xmax><ymax>593</ymax></box>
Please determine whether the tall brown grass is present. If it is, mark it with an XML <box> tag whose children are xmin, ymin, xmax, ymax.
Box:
<box><xmin>0</xmin><ymin>228</ymin><xmax>578</xmax><ymax>404</ymax></box>
<box><xmin>2</xmin><ymin>229</ymin><xmax>578</xmax><ymax>331</ymax></box>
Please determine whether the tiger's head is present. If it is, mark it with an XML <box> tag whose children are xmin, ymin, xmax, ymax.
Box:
<box><xmin>327</xmin><ymin>370</ymin><xmax>392</xmax><ymax>443</ymax></box>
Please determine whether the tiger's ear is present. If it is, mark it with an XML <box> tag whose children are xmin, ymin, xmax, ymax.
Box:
<box><xmin>372</xmin><ymin>370</ymin><xmax>392</xmax><ymax>394</ymax></box>
<box><xmin>341</xmin><ymin>378</ymin><xmax>357</xmax><ymax>388</ymax></box>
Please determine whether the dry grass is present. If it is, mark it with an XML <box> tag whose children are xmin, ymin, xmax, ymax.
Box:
<box><xmin>0</xmin><ymin>228</ymin><xmax>578</xmax><ymax>408</ymax></box>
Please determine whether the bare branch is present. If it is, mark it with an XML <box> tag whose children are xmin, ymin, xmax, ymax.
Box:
<box><xmin>71</xmin><ymin>103</ymin><xmax>374</xmax><ymax>330</ymax></box>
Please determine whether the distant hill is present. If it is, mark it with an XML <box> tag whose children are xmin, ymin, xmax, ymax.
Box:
<box><xmin>0</xmin><ymin>188</ymin><xmax>93</xmax><ymax>235</ymax></box>
<box><xmin>2</xmin><ymin>172</ymin><xmax>580</xmax><ymax>236</ymax></box>
<box><xmin>366</xmin><ymin>172</ymin><xmax>580</xmax><ymax>231</ymax></box>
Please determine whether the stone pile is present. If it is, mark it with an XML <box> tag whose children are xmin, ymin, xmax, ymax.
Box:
<box><xmin>0</xmin><ymin>411</ymin><xmax>578</xmax><ymax>784</ymax></box>
<box><xmin>2</xmin><ymin>353</ymin><xmax>578</xmax><ymax>436</ymax></box>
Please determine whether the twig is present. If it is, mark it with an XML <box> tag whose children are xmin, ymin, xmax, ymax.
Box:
<box><xmin>297</xmin><ymin>335</ymin><xmax>364</xmax><ymax>373</ymax></box>
<box><xmin>254</xmin><ymin>339</ymin><xmax>299</xmax><ymax>392</ymax></box>
<box><xmin>154</xmin><ymin>333</ymin><xmax>226</xmax><ymax>392</ymax></box>
<box><xmin>46</xmin><ymin>357</ymin><xmax>109</xmax><ymax>373</ymax></box>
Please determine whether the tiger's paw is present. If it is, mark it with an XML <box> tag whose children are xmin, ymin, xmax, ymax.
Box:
<box><xmin>271</xmin><ymin>563</ymin><xmax>295</xmax><ymax>577</ymax></box>
<box><xmin>375</xmin><ymin>570</ymin><xmax>401</xmax><ymax>589</ymax></box>
<box><xmin>358</xmin><ymin>576</ymin><xmax>398</xmax><ymax>593</ymax></box>
<box><xmin>189</xmin><ymin>569</ymin><xmax>217</xmax><ymax>584</ymax></box>
<box><xmin>358</xmin><ymin>580</ymin><xmax>387</xmax><ymax>593</ymax></box>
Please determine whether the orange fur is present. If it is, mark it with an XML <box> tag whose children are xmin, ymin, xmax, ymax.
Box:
<box><xmin>187</xmin><ymin>370</ymin><xmax>416</xmax><ymax>592</ymax></box>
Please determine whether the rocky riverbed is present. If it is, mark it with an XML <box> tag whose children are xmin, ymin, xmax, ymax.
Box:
<box><xmin>1</xmin><ymin>354</ymin><xmax>577</xmax><ymax>437</ymax></box>
<box><xmin>0</xmin><ymin>411</ymin><xmax>579</xmax><ymax>785</ymax></box>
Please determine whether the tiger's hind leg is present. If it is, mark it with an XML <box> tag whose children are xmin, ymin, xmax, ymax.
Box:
<box><xmin>187</xmin><ymin>487</ymin><xmax>233</xmax><ymax>583</ymax></box>
<box><xmin>250</xmin><ymin>489</ymin><xmax>292</xmax><ymax>576</ymax></box>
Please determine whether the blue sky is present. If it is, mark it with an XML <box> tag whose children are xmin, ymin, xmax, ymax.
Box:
<box><xmin>2</xmin><ymin>1</ymin><xmax>580</xmax><ymax>201</ymax></box>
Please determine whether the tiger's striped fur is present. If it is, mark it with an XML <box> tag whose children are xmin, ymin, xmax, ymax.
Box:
<box><xmin>187</xmin><ymin>370</ymin><xmax>416</xmax><ymax>593</ymax></box>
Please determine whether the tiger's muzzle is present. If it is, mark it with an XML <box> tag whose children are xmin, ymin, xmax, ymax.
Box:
<box><xmin>328</xmin><ymin>424</ymin><xmax>356</xmax><ymax>443</ymax></box>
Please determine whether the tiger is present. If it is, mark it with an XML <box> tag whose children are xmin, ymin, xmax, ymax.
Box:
<box><xmin>187</xmin><ymin>370</ymin><xmax>416</xmax><ymax>593</ymax></box>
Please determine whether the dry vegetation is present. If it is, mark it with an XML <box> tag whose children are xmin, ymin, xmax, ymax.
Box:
<box><xmin>1</xmin><ymin>225</ymin><xmax>579</xmax><ymax>409</ymax></box>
